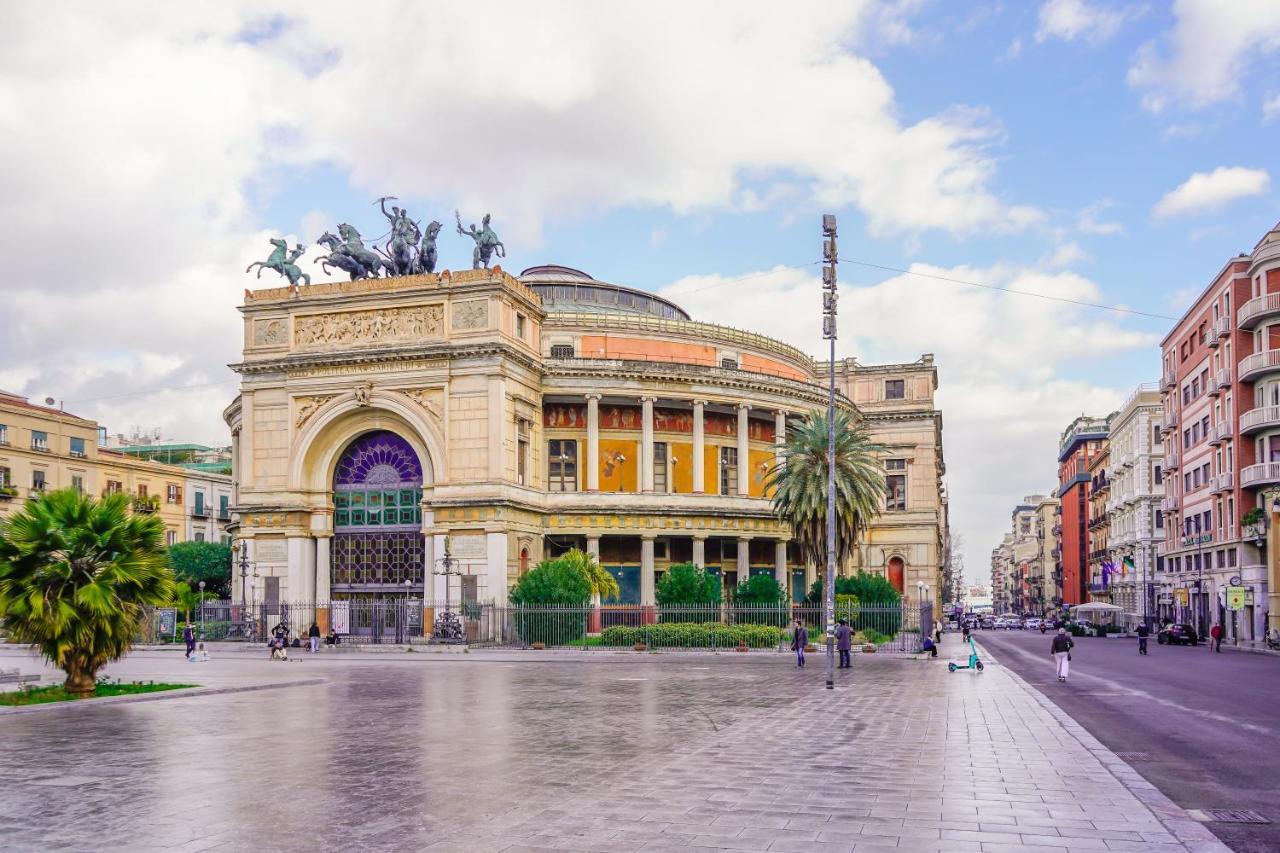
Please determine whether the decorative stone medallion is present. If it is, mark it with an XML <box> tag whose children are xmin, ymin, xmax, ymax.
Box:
<box><xmin>452</xmin><ymin>300</ymin><xmax>488</xmax><ymax>330</ymax></box>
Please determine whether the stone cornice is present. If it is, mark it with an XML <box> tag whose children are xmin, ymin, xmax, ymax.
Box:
<box><xmin>231</xmin><ymin>341</ymin><xmax>543</xmax><ymax>377</ymax></box>
<box><xmin>242</xmin><ymin>268</ymin><xmax>544</xmax><ymax>316</ymax></box>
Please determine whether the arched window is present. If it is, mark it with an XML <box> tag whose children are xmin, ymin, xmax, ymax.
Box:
<box><xmin>887</xmin><ymin>556</ymin><xmax>905</xmax><ymax>594</ymax></box>
<box><xmin>520</xmin><ymin>547</ymin><xmax>530</xmax><ymax>574</ymax></box>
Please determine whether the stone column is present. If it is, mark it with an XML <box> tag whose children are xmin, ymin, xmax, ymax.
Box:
<box><xmin>586</xmin><ymin>535</ymin><xmax>601</xmax><ymax>559</ymax></box>
<box><xmin>1270</xmin><ymin>504</ymin><xmax>1280</xmax><ymax>639</ymax></box>
<box><xmin>314</xmin><ymin>535</ymin><xmax>332</xmax><ymax>634</ymax></box>
<box><xmin>641</xmin><ymin>396</ymin><xmax>656</xmax><ymax>493</ymax></box>
<box><xmin>775</xmin><ymin>410</ymin><xmax>787</xmax><ymax>467</ymax></box>
<box><xmin>692</xmin><ymin>535</ymin><xmax>706</xmax><ymax>567</ymax></box>
<box><xmin>737</xmin><ymin>404</ymin><xmax>750</xmax><ymax>496</ymax></box>
<box><xmin>775</xmin><ymin>539</ymin><xmax>788</xmax><ymax>592</ymax></box>
<box><xmin>587</xmin><ymin>534</ymin><xmax>603</xmax><ymax>633</ymax></box>
<box><xmin>286</xmin><ymin>535</ymin><xmax>314</xmax><ymax>605</ymax></box>
<box><xmin>586</xmin><ymin>394</ymin><xmax>601</xmax><ymax>492</ymax></box>
<box><xmin>693</xmin><ymin>399</ymin><xmax>706</xmax><ymax>494</ymax></box>
<box><xmin>737</xmin><ymin>536</ymin><xmax>751</xmax><ymax>580</ymax></box>
<box><xmin>488</xmin><ymin>376</ymin><xmax>506</xmax><ymax>480</ymax></box>
<box><xmin>641</xmin><ymin>535</ymin><xmax>657</xmax><ymax>608</ymax></box>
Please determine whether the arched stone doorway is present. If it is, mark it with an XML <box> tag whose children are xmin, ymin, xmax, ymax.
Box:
<box><xmin>887</xmin><ymin>556</ymin><xmax>905</xmax><ymax>595</ymax></box>
<box><xmin>331</xmin><ymin>430</ymin><xmax>425</xmax><ymax>636</ymax></box>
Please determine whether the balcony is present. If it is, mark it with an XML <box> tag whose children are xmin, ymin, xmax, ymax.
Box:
<box><xmin>1237</xmin><ymin>293</ymin><xmax>1280</xmax><ymax>330</ymax></box>
<box><xmin>1087</xmin><ymin>515</ymin><xmax>1107</xmax><ymax>531</ymax></box>
<box><xmin>1161</xmin><ymin>495</ymin><xmax>1179</xmax><ymax>513</ymax></box>
<box><xmin>0</xmin><ymin>485</ymin><xmax>16</xmax><ymax>501</ymax></box>
<box><xmin>1213</xmin><ymin>315</ymin><xmax>1233</xmax><ymax>340</ymax></box>
<box><xmin>1164</xmin><ymin>448</ymin><xmax>1179</xmax><ymax>471</ymax></box>
<box><xmin>1241</xmin><ymin>461</ymin><xmax>1280</xmax><ymax>489</ymax></box>
<box><xmin>1051</xmin><ymin>523</ymin><xmax>1062</xmax><ymax>536</ymax></box>
<box><xmin>190</xmin><ymin>506</ymin><xmax>210</xmax><ymax>519</ymax></box>
<box><xmin>30</xmin><ymin>442</ymin><xmax>49</xmax><ymax>453</ymax></box>
<box><xmin>1215</xmin><ymin>367</ymin><xmax>1232</xmax><ymax>391</ymax></box>
<box><xmin>1239</xmin><ymin>349</ymin><xmax>1280</xmax><ymax>383</ymax></box>
<box><xmin>1240</xmin><ymin>405</ymin><xmax>1280</xmax><ymax>435</ymax></box>
<box><xmin>1210</xmin><ymin>420</ymin><xmax>1232</xmax><ymax>444</ymax></box>
<box><xmin>1161</xmin><ymin>368</ymin><xmax>1178</xmax><ymax>390</ymax></box>
<box><xmin>1211</xmin><ymin>471</ymin><xmax>1234</xmax><ymax>494</ymax></box>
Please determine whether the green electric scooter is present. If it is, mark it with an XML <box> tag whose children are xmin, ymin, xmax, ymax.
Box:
<box><xmin>948</xmin><ymin>634</ymin><xmax>985</xmax><ymax>672</ymax></box>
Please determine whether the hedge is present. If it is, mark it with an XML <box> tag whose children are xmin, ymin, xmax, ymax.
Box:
<box><xmin>600</xmin><ymin>622</ymin><xmax>781</xmax><ymax>649</ymax></box>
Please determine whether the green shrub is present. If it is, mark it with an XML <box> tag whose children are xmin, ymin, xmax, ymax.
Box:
<box><xmin>734</xmin><ymin>574</ymin><xmax>785</xmax><ymax>606</ymax></box>
<box><xmin>861</xmin><ymin>628</ymin><xmax>892</xmax><ymax>645</ymax></box>
<box><xmin>509</xmin><ymin>559</ymin><xmax>592</xmax><ymax>646</ymax></box>
<box><xmin>599</xmin><ymin>621</ymin><xmax>781</xmax><ymax>649</ymax></box>
<box><xmin>167</xmin><ymin>541</ymin><xmax>233</xmax><ymax>599</ymax></box>
<box><xmin>656</xmin><ymin>563</ymin><xmax>721</xmax><ymax>622</ymax></box>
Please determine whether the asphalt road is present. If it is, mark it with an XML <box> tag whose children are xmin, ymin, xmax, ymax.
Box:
<box><xmin>977</xmin><ymin>629</ymin><xmax>1280</xmax><ymax>852</ymax></box>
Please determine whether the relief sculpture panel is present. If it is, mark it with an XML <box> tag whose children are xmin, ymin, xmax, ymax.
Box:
<box><xmin>254</xmin><ymin>318</ymin><xmax>288</xmax><ymax>347</ymax></box>
<box><xmin>293</xmin><ymin>304</ymin><xmax>444</xmax><ymax>348</ymax></box>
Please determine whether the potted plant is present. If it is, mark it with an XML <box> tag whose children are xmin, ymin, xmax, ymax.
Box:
<box><xmin>530</xmin><ymin>641</ymin><xmax>545</xmax><ymax>650</ymax></box>
<box><xmin>0</xmin><ymin>484</ymin><xmax>17</xmax><ymax>501</ymax></box>
<box><xmin>633</xmin><ymin>642</ymin><xmax>647</xmax><ymax>652</ymax></box>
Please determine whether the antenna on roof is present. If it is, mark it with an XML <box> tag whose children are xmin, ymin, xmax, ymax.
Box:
<box><xmin>44</xmin><ymin>397</ymin><xmax>55</xmax><ymax>406</ymax></box>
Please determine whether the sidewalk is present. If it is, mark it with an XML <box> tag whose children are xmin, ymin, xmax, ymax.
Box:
<box><xmin>422</xmin><ymin>637</ymin><xmax>1229</xmax><ymax>852</ymax></box>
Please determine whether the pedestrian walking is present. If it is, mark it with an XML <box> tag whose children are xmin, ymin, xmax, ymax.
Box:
<box><xmin>1051</xmin><ymin>627</ymin><xmax>1073</xmax><ymax>682</ymax></box>
<box><xmin>961</xmin><ymin>622</ymin><xmax>971</xmax><ymax>644</ymax></box>
<box><xmin>1210</xmin><ymin>622</ymin><xmax>1223</xmax><ymax>653</ymax></box>
<box><xmin>791</xmin><ymin>619</ymin><xmax>808</xmax><ymax>668</ymax></box>
<box><xmin>182</xmin><ymin>623</ymin><xmax>196</xmax><ymax>656</ymax></box>
<box><xmin>1136</xmin><ymin>621</ymin><xmax>1149</xmax><ymax>655</ymax></box>
<box><xmin>308</xmin><ymin>622</ymin><xmax>321</xmax><ymax>654</ymax></box>
<box><xmin>835</xmin><ymin>619</ymin><xmax>852</xmax><ymax>669</ymax></box>
<box><xmin>934</xmin><ymin>620</ymin><xmax>943</xmax><ymax>645</ymax></box>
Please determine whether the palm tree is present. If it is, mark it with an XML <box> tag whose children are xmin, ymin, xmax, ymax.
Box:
<box><xmin>765</xmin><ymin>408</ymin><xmax>885</xmax><ymax>574</ymax></box>
<box><xmin>173</xmin><ymin>581</ymin><xmax>207</xmax><ymax>624</ymax></box>
<box><xmin>0</xmin><ymin>489</ymin><xmax>175</xmax><ymax>697</ymax></box>
<box><xmin>557</xmin><ymin>548</ymin><xmax>620</xmax><ymax>602</ymax></box>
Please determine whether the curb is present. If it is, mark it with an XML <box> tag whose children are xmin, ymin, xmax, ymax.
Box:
<box><xmin>979</xmin><ymin>641</ymin><xmax>1233</xmax><ymax>853</ymax></box>
<box><xmin>0</xmin><ymin>677</ymin><xmax>325</xmax><ymax>716</ymax></box>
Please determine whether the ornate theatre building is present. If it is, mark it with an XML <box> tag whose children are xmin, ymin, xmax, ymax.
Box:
<box><xmin>226</xmin><ymin>264</ymin><xmax>946</xmax><ymax>627</ymax></box>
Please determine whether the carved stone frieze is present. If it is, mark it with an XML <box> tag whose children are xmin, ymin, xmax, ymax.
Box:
<box><xmin>452</xmin><ymin>300</ymin><xmax>488</xmax><ymax>330</ymax></box>
<box><xmin>401</xmin><ymin>387</ymin><xmax>444</xmax><ymax>416</ymax></box>
<box><xmin>294</xmin><ymin>304</ymin><xmax>444</xmax><ymax>348</ymax></box>
<box><xmin>254</xmin><ymin>318</ymin><xmax>288</xmax><ymax>347</ymax></box>
<box><xmin>294</xmin><ymin>394</ymin><xmax>336</xmax><ymax>428</ymax></box>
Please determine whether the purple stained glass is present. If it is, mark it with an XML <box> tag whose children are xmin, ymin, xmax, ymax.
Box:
<box><xmin>333</xmin><ymin>431</ymin><xmax>422</xmax><ymax>488</ymax></box>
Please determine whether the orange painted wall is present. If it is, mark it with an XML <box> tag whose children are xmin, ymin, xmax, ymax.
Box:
<box><xmin>748</xmin><ymin>448</ymin><xmax>774</xmax><ymax>497</ymax></box>
<box><xmin>598</xmin><ymin>438</ymin><xmax>638</xmax><ymax>492</ymax></box>
<box><xmin>740</xmin><ymin>353</ymin><xmax>808</xmax><ymax>382</ymax></box>
<box><xmin>579</xmin><ymin>335</ymin><xmax>716</xmax><ymax>366</ymax></box>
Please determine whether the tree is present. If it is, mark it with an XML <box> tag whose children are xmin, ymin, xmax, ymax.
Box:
<box><xmin>806</xmin><ymin>572</ymin><xmax>902</xmax><ymax>606</ymax></box>
<box><xmin>555</xmin><ymin>548</ymin><xmax>620</xmax><ymax>602</ymax></box>
<box><xmin>509</xmin><ymin>558</ymin><xmax>592</xmax><ymax>606</ymax></box>
<box><xmin>167</xmin><ymin>540</ymin><xmax>232</xmax><ymax>599</ymax></box>
<box><xmin>732</xmin><ymin>573</ymin><xmax>785</xmax><ymax>606</ymax></box>
<box><xmin>765</xmin><ymin>408</ymin><xmax>885</xmax><ymax>574</ymax></box>
<box><xmin>0</xmin><ymin>489</ymin><xmax>175</xmax><ymax>697</ymax></box>
<box><xmin>655</xmin><ymin>562</ymin><xmax>721</xmax><ymax>606</ymax></box>
<box><xmin>172</xmin><ymin>581</ymin><xmax>209</xmax><ymax>624</ymax></box>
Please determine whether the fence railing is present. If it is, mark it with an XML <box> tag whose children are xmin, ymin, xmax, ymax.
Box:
<box><xmin>144</xmin><ymin>600</ymin><xmax>931</xmax><ymax>654</ymax></box>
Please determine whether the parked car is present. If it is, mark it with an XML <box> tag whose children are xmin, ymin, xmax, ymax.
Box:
<box><xmin>1157</xmin><ymin>623</ymin><xmax>1198</xmax><ymax>646</ymax></box>
<box><xmin>979</xmin><ymin>616</ymin><xmax>995</xmax><ymax>629</ymax></box>
<box><xmin>1024</xmin><ymin>617</ymin><xmax>1043</xmax><ymax>630</ymax></box>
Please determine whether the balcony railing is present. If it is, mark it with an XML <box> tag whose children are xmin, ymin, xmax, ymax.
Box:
<box><xmin>1240</xmin><ymin>405</ymin><xmax>1280</xmax><ymax>435</ymax></box>
<box><xmin>1239</xmin><ymin>349</ymin><xmax>1280</xmax><ymax>382</ymax></box>
<box><xmin>1215</xmin><ymin>367</ymin><xmax>1232</xmax><ymax>391</ymax></box>
<box><xmin>1211</xmin><ymin>471</ymin><xmax>1234</xmax><ymax>493</ymax></box>
<box><xmin>1212</xmin><ymin>315</ymin><xmax>1232</xmax><ymax>340</ymax></box>
<box><xmin>1164</xmin><ymin>448</ymin><xmax>1179</xmax><ymax>470</ymax></box>
<box><xmin>1210</xmin><ymin>420</ymin><xmax>1232</xmax><ymax>444</ymax></box>
<box><xmin>1162</xmin><ymin>368</ymin><xmax>1178</xmax><ymax>390</ymax></box>
<box><xmin>1238</xmin><ymin>293</ymin><xmax>1280</xmax><ymax>329</ymax></box>
<box><xmin>1161</xmin><ymin>495</ymin><xmax>1179</xmax><ymax>513</ymax></box>
<box><xmin>1241</xmin><ymin>461</ymin><xmax>1280</xmax><ymax>489</ymax></box>
<box><xmin>191</xmin><ymin>506</ymin><xmax>210</xmax><ymax>519</ymax></box>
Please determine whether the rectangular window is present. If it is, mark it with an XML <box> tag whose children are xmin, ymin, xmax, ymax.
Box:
<box><xmin>167</xmin><ymin>484</ymin><xmax>181</xmax><ymax>504</ymax></box>
<box><xmin>515</xmin><ymin>313</ymin><xmax>526</xmax><ymax>338</ymax></box>
<box><xmin>104</xmin><ymin>479</ymin><xmax>122</xmax><ymax>495</ymax></box>
<box><xmin>517</xmin><ymin>419</ymin><xmax>530</xmax><ymax>486</ymax></box>
<box><xmin>0</xmin><ymin>466</ymin><xmax>9</xmax><ymax>487</ymax></box>
<box><xmin>32</xmin><ymin>470</ymin><xmax>46</xmax><ymax>492</ymax></box>
<box><xmin>885</xmin><ymin>379</ymin><xmax>905</xmax><ymax>400</ymax></box>
<box><xmin>71</xmin><ymin>475</ymin><xmax>83</xmax><ymax>494</ymax></box>
<box><xmin>1154</xmin><ymin>465</ymin><xmax>1162</xmax><ymax>485</ymax></box>
<box><xmin>720</xmin><ymin>446</ymin><xmax>739</xmax><ymax>495</ymax></box>
<box><xmin>886</xmin><ymin>458</ymin><xmax>906</xmax><ymax>511</ymax></box>
<box><xmin>720</xmin><ymin>357</ymin><xmax>738</xmax><ymax>369</ymax></box>
<box><xmin>549</xmin><ymin>343</ymin><xmax>575</xmax><ymax>358</ymax></box>
<box><xmin>137</xmin><ymin>485</ymin><xmax>148</xmax><ymax>498</ymax></box>
<box><xmin>31</xmin><ymin>430</ymin><xmax>48</xmax><ymax>451</ymax></box>
<box><xmin>1154</xmin><ymin>509</ymin><xmax>1163</xmax><ymax>530</ymax></box>
<box><xmin>69</xmin><ymin>437</ymin><xmax>85</xmax><ymax>458</ymax></box>
<box><xmin>194</xmin><ymin>491</ymin><xmax>205</xmax><ymax>515</ymax></box>
<box><xmin>548</xmin><ymin>439</ymin><xmax>578</xmax><ymax>492</ymax></box>
<box><xmin>653</xmin><ymin>441</ymin><xmax>668</xmax><ymax>493</ymax></box>
<box><xmin>219</xmin><ymin>495</ymin><xmax>229</xmax><ymax>518</ymax></box>
<box><xmin>195</xmin><ymin>532</ymin><xmax>205</xmax><ymax>543</ymax></box>
<box><xmin>0</xmin><ymin>424</ymin><xmax>7</xmax><ymax>445</ymax></box>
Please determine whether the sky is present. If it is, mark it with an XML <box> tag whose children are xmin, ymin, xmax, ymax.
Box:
<box><xmin>2</xmin><ymin>1</ymin><xmax>1278</xmax><ymax>584</ymax></box>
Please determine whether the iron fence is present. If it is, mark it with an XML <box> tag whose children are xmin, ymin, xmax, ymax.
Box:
<box><xmin>140</xmin><ymin>599</ymin><xmax>930</xmax><ymax>654</ymax></box>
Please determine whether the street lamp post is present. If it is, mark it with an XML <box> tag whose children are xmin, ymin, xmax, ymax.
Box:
<box><xmin>198</xmin><ymin>580</ymin><xmax>206</xmax><ymax>639</ymax></box>
<box><xmin>403</xmin><ymin>578</ymin><xmax>413</xmax><ymax>644</ymax></box>
<box><xmin>235</xmin><ymin>540</ymin><xmax>257</xmax><ymax>641</ymax></box>
<box><xmin>821</xmin><ymin>214</ymin><xmax>839</xmax><ymax>690</ymax></box>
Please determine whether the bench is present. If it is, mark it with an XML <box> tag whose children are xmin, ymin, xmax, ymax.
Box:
<box><xmin>0</xmin><ymin>668</ymin><xmax>42</xmax><ymax>685</ymax></box>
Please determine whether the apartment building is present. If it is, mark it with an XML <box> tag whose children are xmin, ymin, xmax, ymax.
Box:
<box><xmin>1104</xmin><ymin>384</ymin><xmax>1164</xmax><ymax>622</ymax></box>
<box><xmin>990</xmin><ymin>534</ymin><xmax>1013</xmax><ymax>614</ymax></box>
<box><xmin>1158</xmin><ymin>222</ymin><xmax>1280</xmax><ymax>645</ymax></box>
<box><xmin>1086</xmin><ymin>443</ymin><xmax>1111</xmax><ymax>604</ymax></box>
<box><xmin>184</xmin><ymin>470</ymin><xmax>235</xmax><ymax>544</ymax></box>
<box><xmin>1035</xmin><ymin>494</ymin><xmax>1062</xmax><ymax>615</ymax></box>
<box><xmin>1056</xmin><ymin>416</ymin><xmax>1111</xmax><ymax>606</ymax></box>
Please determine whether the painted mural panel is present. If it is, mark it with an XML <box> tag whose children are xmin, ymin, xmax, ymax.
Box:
<box><xmin>748</xmin><ymin>448</ymin><xmax>774</xmax><ymax>498</ymax></box>
<box><xmin>544</xmin><ymin>404</ymin><xmax>586</xmax><ymax>428</ymax></box>
<box><xmin>748</xmin><ymin>419</ymin><xmax>775</xmax><ymax>443</ymax></box>
<box><xmin>653</xmin><ymin>407</ymin><xmax>693</xmax><ymax>433</ymax></box>
<box><xmin>600</xmin><ymin>405</ymin><xmax>642</xmax><ymax>431</ymax></box>
<box><xmin>670</xmin><ymin>441</ymin><xmax>694</xmax><ymax>493</ymax></box>
<box><xmin>704</xmin><ymin>412</ymin><xmax>736</xmax><ymax>437</ymax></box>
<box><xmin>598</xmin><ymin>438</ymin><xmax>638</xmax><ymax>492</ymax></box>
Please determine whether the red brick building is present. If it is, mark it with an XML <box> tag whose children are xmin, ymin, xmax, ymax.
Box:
<box><xmin>1057</xmin><ymin>416</ymin><xmax>1110</xmax><ymax>607</ymax></box>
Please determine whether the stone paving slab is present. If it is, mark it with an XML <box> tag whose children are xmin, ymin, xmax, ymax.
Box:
<box><xmin>0</xmin><ymin>641</ymin><xmax>1232</xmax><ymax>852</ymax></box>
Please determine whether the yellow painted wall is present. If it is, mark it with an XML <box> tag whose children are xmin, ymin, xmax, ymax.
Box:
<box><xmin>704</xmin><ymin>445</ymin><xmax>720</xmax><ymax>494</ymax></box>
<box><xmin>598</xmin><ymin>438</ymin><xmax>638</xmax><ymax>492</ymax></box>
<box><xmin>667</xmin><ymin>442</ymin><xmax>721</xmax><ymax>494</ymax></box>
<box><xmin>748</xmin><ymin>449</ymin><xmax>774</xmax><ymax>498</ymax></box>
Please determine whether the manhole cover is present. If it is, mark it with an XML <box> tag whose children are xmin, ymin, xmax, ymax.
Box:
<box><xmin>1113</xmin><ymin>752</ymin><xmax>1152</xmax><ymax>761</ymax></box>
<box><xmin>1189</xmin><ymin>809</ymin><xmax>1271</xmax><ymax>824</ymax></box>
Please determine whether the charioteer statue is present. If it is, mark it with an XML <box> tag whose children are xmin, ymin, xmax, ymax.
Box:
<box><xmin>456</xmin><ymin>210</ymin><xmax>505</xmax><ymax>270</ymax></box>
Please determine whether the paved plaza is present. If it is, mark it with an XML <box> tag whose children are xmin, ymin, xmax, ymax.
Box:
<box><xmin>0</xmin><ymin>638</ymin><xmax>1230</xmax><ymax>853</ymax></box>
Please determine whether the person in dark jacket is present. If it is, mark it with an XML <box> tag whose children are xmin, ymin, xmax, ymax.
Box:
<box><xmin>308</xmin><ymin>622</ymin><xmax>321</xmax><ymax>654</ymax></box>
<box><xmin>1210</xmin><ymin>622</ymin><xmax>1224</xmax><ymax>652</ymax></box>
<box><xmin>791</xmin><ymin>619</ymin><xmax>808</xmax><ymax>668</ymax></box>
<box><xmin>1051</xmin><ymin>628</ymin><xmax>1073</xmax><ymax>682</ymax></box>
<box><xmin>182</xmin><ymin>624</ymin><xmax>196</xmax><ymax>657</ymax></box>
<box><xmin>835</xmin><ymin>619</ymin><xmax>852</xmax><ymax>668</ymax></box>
<box><xmin>1136</xmin><ymin>622</ymin><xmax>1150</xmax><ymax>655</ymax></box>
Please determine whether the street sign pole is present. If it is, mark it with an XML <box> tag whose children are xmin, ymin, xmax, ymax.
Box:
<box><xmin>821</xmin><ymin>214</ymin><xmax>838</xmax><ymax>690</ymax></box>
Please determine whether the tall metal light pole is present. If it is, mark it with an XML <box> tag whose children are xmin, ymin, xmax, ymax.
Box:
<box><xmin>821</xmin><ymin>214</ymin><xmax>839</xmax><ymax>689</ymax></box>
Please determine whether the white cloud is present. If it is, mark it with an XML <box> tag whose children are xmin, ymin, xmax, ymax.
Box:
<box><xmin>0</xmin><ymin>1</ymin><xmax>1040</xmax><ymax>443</ymax></box>
<box><xmin>1152</xmin><ymin>166</ymin><xmax>1271</xmax><ymax>219</ymax></box>
<box><xmin>1035</xmin><ymin>0</ymin><xmax>1131</xmax><ymax>45</ymax></box>
<box><xmin>659</xmin><ymin>262</ymin><xmax>1159</xmax><ymax>558</ymax></box>
<box><xmin>1042</xmin><ymin>241</ymin><xmax>1090</xmax><ymax>268</ymax></box>
<box><xmin>1005</xmin><ymin>37</ymin><xmax>1024</xmax><ymax>60</ymax></box>
<box><xmin>1264</xmin><ymin>94</ymin><xmax>1280</xmax><ymax>124</ymax></box>
<box><xmin>1077</xmin><ymin>201</ymin><xmax>1124</xmax><ymax>235</ymax></box>
<box><xmin>1128</xmin><ymin>0</ymin><xmax>1280</xmax><ymax>111</ymax></box>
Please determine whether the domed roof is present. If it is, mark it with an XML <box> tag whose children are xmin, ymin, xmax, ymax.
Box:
<box><xmin>519</xmin><ymin>265</ymin><xmax>690</xmax><ymax>321</ymax></box>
